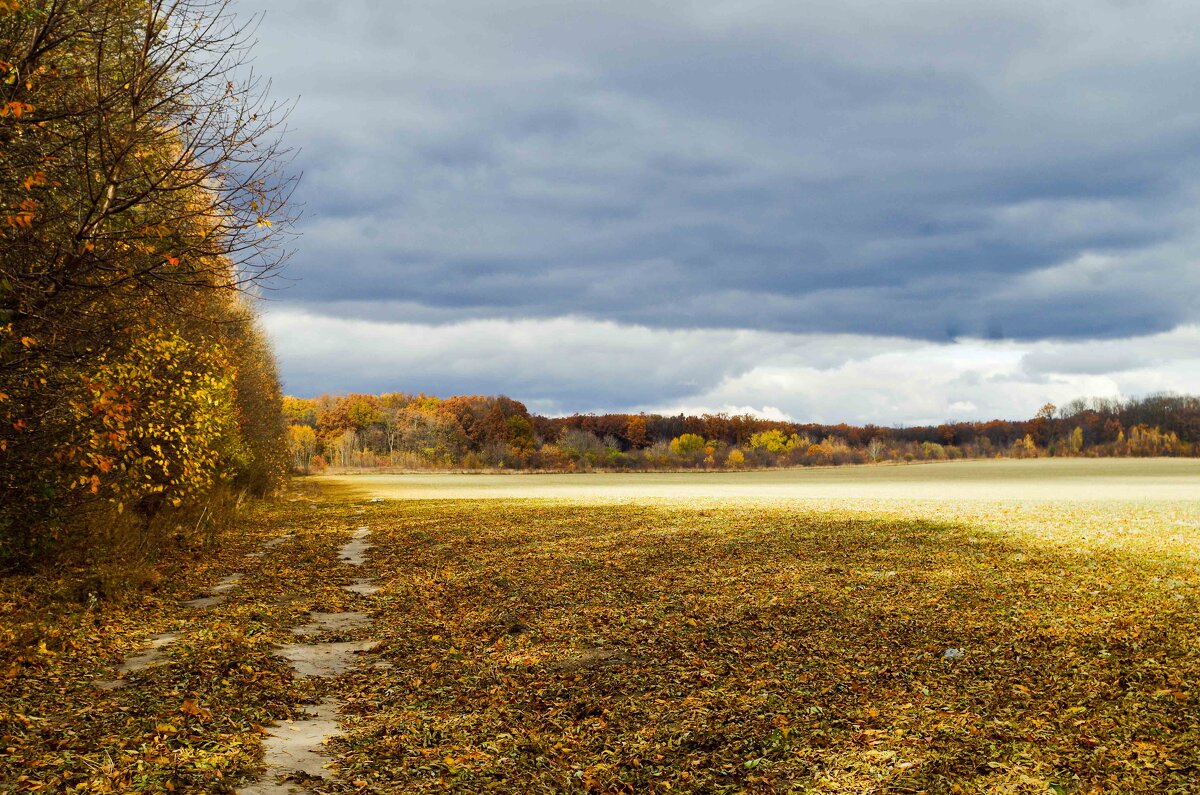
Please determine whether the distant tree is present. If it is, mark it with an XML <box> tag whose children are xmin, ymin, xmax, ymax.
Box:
<box><xmin>625</xmin><ymin>415</ymin><xmax>648</xmax><ymax>448</ymax></box>
<box><xmin>288</xmin><ymin>425</ymin><xmax>318</xmax><ymax>473</ymax></box>
<box><xmin>921</xmin><ymin>441</ymin><xmax>947</xmax><ymax>460</ymax></box>
<box><xmin>1069</xmin><ymin>426</ymin><xmax>1084</xmax><ymax>454</ymax></box>
<box><xmin>283</xmin><ymin>397</ymin><xmax>319</xmax><ymax>428</ymax></box>
<box><xmin>749</xmin><ymin>429</ymin><xmax>791</xmax><ymax>455</ymax></box>
<box><xmin>669</xmin><ymin>433</ymin><xmax>707</xmax><ymax>457</ymax></box>
<box><xmin>559</xmin><ymin>428</ymin><xmax>606</xmax><ymax>468</ymax></box>
<box><xmin>507</xmin><ymin>414</ymin><xmax>537</xmax><ymax>455</ymax></box>
<box><xmin>346</xmin><ymin>396</ymin><xmax>385</xmax><ymax>431</ymax></box>
<box><xmin>1011</xmin><ymin>434</ymin><xmax>1038</xmax><ymax>458</ymax></box>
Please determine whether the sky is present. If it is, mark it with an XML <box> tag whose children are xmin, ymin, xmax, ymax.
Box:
<box><xmin>242</xmin><ymin>0</ymin><xmax>1200</xmax><ymax>424</ymax></box>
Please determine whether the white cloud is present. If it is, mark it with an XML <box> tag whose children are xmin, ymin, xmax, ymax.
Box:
<box><xmin>263</xmin><ymin>307</ymin><xmax>1200</xmax><ymax>425</ymax></box>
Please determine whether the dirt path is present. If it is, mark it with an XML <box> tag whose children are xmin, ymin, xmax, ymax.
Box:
<box><xmin>80</xmin><ymin>517</ymin><xmax>384</xmax><ymax>793</ymax></box>
<box><xmin>237</xmin><ymin>525</ymin><xmax>379</xmax><ymax>794</ymax></box>
<box><xmin>1</xmin><ymin>487</ymin><xmax>392</xmax><ymax>793</ymax></box>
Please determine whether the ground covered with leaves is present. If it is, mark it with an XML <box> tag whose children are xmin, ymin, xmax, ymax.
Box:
<box><xmin>0</xmin><ymin>482</ymin><xmax>363</xmax><ymax>793</ymax></box>
<box><xmin>335</xmin><ymin>497</ymin><xmax>1200</xmax><ymax>794</ymax></box>
<box><xmin>3</xmin><ymin>481</ymin><xmax>1199</xmax><ymax>793</ymax></box>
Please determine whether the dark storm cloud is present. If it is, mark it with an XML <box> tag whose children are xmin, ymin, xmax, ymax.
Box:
<box><xmin>244</xmin><ymin>0</ymin><xmax>1200</xmax><ymax>343</ymax></box>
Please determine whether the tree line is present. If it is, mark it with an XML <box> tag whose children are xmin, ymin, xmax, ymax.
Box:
<box><xmin>1</xmin><ymin>1</ymin><xmax>292</xmax><ymax>571</ymax></box>
<box><xmin>284</xmin><ymin>393</ymin><xmax>1200</xmax><ymax>473</ymax></box>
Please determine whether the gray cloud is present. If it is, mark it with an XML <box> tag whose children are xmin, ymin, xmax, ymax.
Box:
<box><xmin>238</xmin><ymin>1</ymin><xmax>1200</xmax><ymax>408</ymax></box>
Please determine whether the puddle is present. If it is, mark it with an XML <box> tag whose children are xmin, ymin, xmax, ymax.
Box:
<box><xmin>184</xmin><ymin>594</ymin><xmax>225</xmax><ymax>609</ymax></box>
<box><xmin>213</xmin><ymin>573</ymin><xmax>244</xmax><ymax>593</ymax></box>
<box><xmin>549</xmin><ymin>647</ymin><xmax>632</xmax><ymax>672</ymax></box>
<box><xmin>94</xmin><ymin>632</ymin><xmax>180</xmax><ymax>689</ymax></box>
<box><xmin>249</xmin><ymin>535</ymin><xmax>293</xmax><ymax>559</ymax></box>
<box><xmin>117</xmin><ymin>632</ymin><xmax>179</xmax><ymax>674</ymax></box>
<box><xmin>92</xmin><ymin>679</ymin><xmax>126</xmax><ymax>690</ymax></box>
<box><xmin>278</xmin><ymin>641</ymin><xmax>376</xmax><ymax>678</ymax></box>
<box><xmin>237</xmin><ymin>699</ymin><xmax>342</xmax><ymax>795</ymax></box>
<box><xmin>338</xmin><ymin>528</ymin><xmax>371</xmax><ymax>566</ymax></box>
<box><xmin>291</xmin><ymin>612</ymin><xmax>371</xmax><ymax>637</ymax></box>
<box><xmin>343</xmin><ymin>578</ymin><xmax>380</xmax><ymax>596</ymax></box>
<box><xmin>184</xmin><ymin>573</ymin><xmax>244</xmax><ymax>608</ymax></box>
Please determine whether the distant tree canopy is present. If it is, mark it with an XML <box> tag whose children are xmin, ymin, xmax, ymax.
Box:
<box><xmin>1</xmin><ymin>0</ymin><xmax>293</xmax><ymax>568</ymax></box>
<box><xmin>282</xmin><ymin>393</ymin><xmax>1200</xmax><ymax>473</ymax></box>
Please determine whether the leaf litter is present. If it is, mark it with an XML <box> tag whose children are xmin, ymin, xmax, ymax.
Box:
<box><xmin>1</xmin><ymin>480</ymin><xmax>1198</xmax><ymax>794</ymax></box>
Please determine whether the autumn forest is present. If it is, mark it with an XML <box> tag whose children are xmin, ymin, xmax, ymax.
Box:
<box><xmin>4</xmin><ymin>2</ymin><xmax>1200</xmax><ymax>794</ymax></box>
<box><xmin>285</xmin><ymin>392</ymin><xmax>1200</xmax><ymax>473</ymax></box>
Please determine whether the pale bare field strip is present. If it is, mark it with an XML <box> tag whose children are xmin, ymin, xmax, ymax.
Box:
<box><xmin>322</xmin><ymin>458</ymin><xmax>1200</xmax><ymax>503</ymax></box>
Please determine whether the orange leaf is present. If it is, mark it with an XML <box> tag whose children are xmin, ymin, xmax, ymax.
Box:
<box><xmin>21</xmin><ymin>171</ymin><xmax>45</xmax><ymax>191</ymax></box>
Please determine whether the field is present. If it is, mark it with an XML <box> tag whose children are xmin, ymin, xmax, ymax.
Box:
<box><xmin>3</xmin><ymin>459</ymin><xmax>1199</xmax><ymax>793</ymax></box>
<box><xmin>324</xmin><ymin>457</ymin><xmax>1200</xmax><ymax>502</ymax></box>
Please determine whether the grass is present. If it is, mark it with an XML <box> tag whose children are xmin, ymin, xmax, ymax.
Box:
<box><xmin>2</xmin><ymin>460</ymin><xmax>1198</xmax><ymax>793</ymax></box>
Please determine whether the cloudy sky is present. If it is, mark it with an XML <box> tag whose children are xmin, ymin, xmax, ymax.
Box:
<box><xmin>244</xmin><ymin>0</ymin><xmax>1200</xmax><ymax>424</ymax></box>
